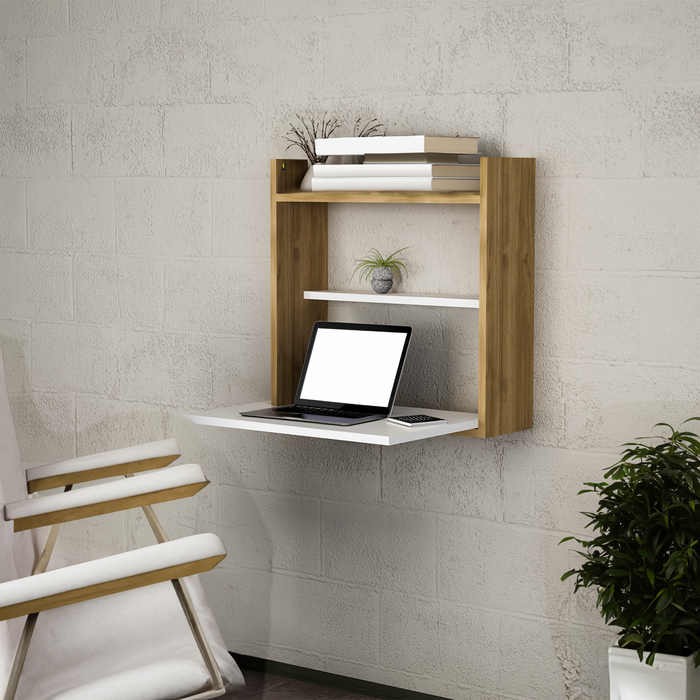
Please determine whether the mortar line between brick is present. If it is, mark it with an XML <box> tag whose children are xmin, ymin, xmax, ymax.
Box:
<box><xmin>319</xmin><ymin>498</ymin><xmax>324</xmax><ymax>577</ymax></box>
<box><xmin>434</xmin><ymin>514</ymin><xmax>439</xmax><ymax>599</ymax></box>
<box><xmin>161</xmin><ymin>259</ymin><xmax>166</xmax><ymax>328</ymax></box>
<box><xmin>70</xmin><ymin>106</ymin><xmax>74</xmax><ymax>176</ymax></box>
<box><xmin>23</xmin><ymin>39</ymin><xmax>27</xmax><ymax>106</ymax></box>
<box><xmin>378</xmin><ymin>589</ymin><xmax>384</xmax><ymax>665</ymax></box>
<box><xmin>70</xmin><ymin>252</ymin><xmax>75</xmax><ymax>322</ymax></box>
<box><xmin>210</xmin><ymin>178</ymin><xmax>215</xmax><ymax>258</ymax></box>
<box><xmin>112</xmin><ymin>179</ymin><xmax>117</xmax><ymax>254</ymax></box>
<box><xmin>23</xmin><ymin>180</ymin><xmax>29</xmax><ymax>249</ymax></box>
<box><xmin>72</xmin><ymin>391</ymin><xmax>77</xmax><ymax>459</ymax></box>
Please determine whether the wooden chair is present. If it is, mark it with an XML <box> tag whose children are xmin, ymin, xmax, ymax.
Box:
<box><xmin>0</xmin><ymin>351</ymin><xmax>244</xmax><ymax>700</ymax></box>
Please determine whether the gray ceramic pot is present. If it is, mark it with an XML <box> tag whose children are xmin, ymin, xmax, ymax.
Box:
<box><xmin>370</xmin><ymin>267</ymin><xmax>393</xmax><ymax>294</ymax></box>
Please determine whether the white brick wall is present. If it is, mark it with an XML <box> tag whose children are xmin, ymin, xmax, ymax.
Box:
<box><xmin>1</xmin><ymin>2</ymin><xmax>698</xmax><ymax>698</ymax></box>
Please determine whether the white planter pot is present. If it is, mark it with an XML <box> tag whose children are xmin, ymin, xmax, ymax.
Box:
<box><xmin>609</xmin><ymin>646</ymin><xmax>700</xmax><ymax>700</ymax></box>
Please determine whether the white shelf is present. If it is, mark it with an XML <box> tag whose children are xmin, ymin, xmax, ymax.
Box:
<box><xmin>183</xmin><ymin>403</ymin><xmax>478</xmax><ymax>446</ymax></box>
<box><xmin>304</xmin><ymin>290</ymin><xmax>479</xmax><ymax>309</ymax></box>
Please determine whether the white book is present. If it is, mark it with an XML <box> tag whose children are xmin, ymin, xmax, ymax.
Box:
<box><xmin>305</xmin><ymin>163</ymin><xmax>480</xmax><ymax>179</ymax></box>
<box><xmin>315</xmin><ymin>135</ymin><xmax>479</xmax><ymax>156</ymax></box>
<box><xmin>364</xmin><ymin>153</ymin><xmax>461</xmax><ymax>164</ymax></box>
<box><xmin>308</xmin><ymin>177</ymin><xmax>480</xmax><ymax>192</ymax></box>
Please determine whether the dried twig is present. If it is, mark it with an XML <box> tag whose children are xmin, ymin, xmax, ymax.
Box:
<box><xmin>353</xmin><ymin>117</ymin><xmax>386</xmax><ymax>138</ymax></box>
<box><xmin>284</xmin><ymin>112</ymin><xmax>341</xmax><ymax>164</ymax></box>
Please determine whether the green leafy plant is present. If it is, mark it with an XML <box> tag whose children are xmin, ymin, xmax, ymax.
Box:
<box><xmin>351</xmin><ymin>247</ymin><xmax>409</xmax><ymax>283</ymax></box>
<box><xmin>561</xmin><ymin>419</ymin><xmax>700</xmax><ymax>666</ymax></box>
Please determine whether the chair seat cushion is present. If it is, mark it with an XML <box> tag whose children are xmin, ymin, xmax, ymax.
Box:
<box><xmin>52</xmin><ymin>659</ymin><xmax>212</xmax><ymax>700</ymax></box>
<box><xmin>12</xmin><ymin>576</ymin><xmax>245</xmax><ymax>700</ymax></box>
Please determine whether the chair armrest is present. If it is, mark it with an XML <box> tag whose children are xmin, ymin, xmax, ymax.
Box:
<box><xmin>24</xmin><ymin>438</ymin><xmax>181</xmax><ymax>493</ymax></box>
<box><xmin>5</xmin><ymin>464</ymin><xmax>208</xmax><ymax>532</ymax></box>
<box><xmin>0</xmin><ymin>533</ymin><xmax>226</xmax><ymax>621</ymax></box>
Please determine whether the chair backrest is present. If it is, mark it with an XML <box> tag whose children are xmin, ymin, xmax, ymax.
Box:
<box><xmin>0</xmin><ymin>351</ymin><xmax>34</xmax><ymax>583</ymax></box>
<box><xmin>0</xmin><ymin>351</ymin><xmax>40</xmax><ymax>690</ymax></box>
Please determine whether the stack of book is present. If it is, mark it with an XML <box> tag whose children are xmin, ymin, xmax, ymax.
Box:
<box><xmin>300</xmin><ymin>135</ymin><xmax>480</xmax><ymax>192</ymax></box>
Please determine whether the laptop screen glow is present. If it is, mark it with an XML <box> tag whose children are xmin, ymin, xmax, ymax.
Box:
<box><xmin>298</xmin><ymin>327</ymin><xmax>409</xmax><ymax>407</ymax></box>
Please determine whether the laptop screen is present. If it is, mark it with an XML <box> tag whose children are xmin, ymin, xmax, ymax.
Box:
<box><xmin>296</xmin><ymin>322</ymin><xmax>412</xmax><ymax>411</ymax></box>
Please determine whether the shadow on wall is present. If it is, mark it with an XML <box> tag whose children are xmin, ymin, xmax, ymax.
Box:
<box><xmin>0</xmin><ymin>336</ymin><xmax>30</xmax><ymax>396</ymax></box>
<box><xmin>172</xmin><ymin>419</ymin><xmax>274</xmax><ymax>660</ymax></box>
<box><xmin>206</xmin><ymin>483</ymin><xmax>273</xmax><ymax>661</ymax></box>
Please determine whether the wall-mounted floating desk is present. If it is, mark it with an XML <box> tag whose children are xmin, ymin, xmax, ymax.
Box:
<box><xmin>271</xmin><ymin>157</ymin><xmax>535</xmax><ymax>439</ymax></box>
<box><xmin>186</xmin><ymin>157</ymin><xmax>533</xmax><ymax>445</ymax></box>
<box><xmin>184</xmin><ymin>404</ymin><xmax>478</xmax><ymax>446</ymax></box>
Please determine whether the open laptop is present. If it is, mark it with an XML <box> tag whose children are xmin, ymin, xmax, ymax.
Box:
<box><xmin>241</xmin><ymin>321</ymin><xmax>412</xmax><ymax>426</ymax></box>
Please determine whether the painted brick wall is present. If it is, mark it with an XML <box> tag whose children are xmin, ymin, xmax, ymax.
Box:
<box><xmin>1</xmin><ymin>1</ymin><xmax>699</xmax><ymax>698</ymax></box>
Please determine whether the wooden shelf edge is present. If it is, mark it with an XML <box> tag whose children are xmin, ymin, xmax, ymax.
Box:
<box><xmin>275</xmin><ymin>191</ymin><xmax>481</xmax><ymax>204</ymax></box>
<box><xmin>304</xmin><ymin>290</ymin><xmax>479</xmax><ymax>309</ymax></box>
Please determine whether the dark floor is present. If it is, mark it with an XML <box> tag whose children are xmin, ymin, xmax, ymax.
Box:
<box><xmin>237</xmin><ymin>667</ymin><xmax>381</xmax><ymax>699</ymax></box>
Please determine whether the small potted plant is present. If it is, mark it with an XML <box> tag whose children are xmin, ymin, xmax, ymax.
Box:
<box><xmin>351</xmin><ymin>247</ymin><xmax>409</xmax><ymax>294</ymax></box>
<box><xmin>561</xmin><ymin>419</ymin><xmax>700</xmax><ymax>699</ymax></box>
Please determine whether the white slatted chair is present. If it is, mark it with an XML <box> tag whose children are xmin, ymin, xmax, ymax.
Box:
<box><xmin>0</xmin><ymin>351</ymin><xmax>244</xmax><ymax>700</ymax></box>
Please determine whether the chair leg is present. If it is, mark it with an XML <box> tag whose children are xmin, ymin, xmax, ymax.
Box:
<box><xmin>3</xmin><ymin>613</ymin><xmax>39</xmax><ymax>700</ymax></box>
<box><xmin>171</xmin><ymin>578</ymin><xmax>225</xmax><ymax>697</ymax></box>
<box><xmin>5</xmin><ymin>488</ymin><xmax>70</xmax><ymax>700</ymax></box>
<box><xmin>32</xmin><ymin>485</ymin><xmax>71</xmax><ymax>576</ymax></box>
<box><xmin>33</xmin><ymin>522</ymin><xmax>62</xmax><ymax>575</ymax></box>
<box><xmin>135</xmin><ymin>496</ymin><xmax>225</xmax><ymax>698</ymax></box>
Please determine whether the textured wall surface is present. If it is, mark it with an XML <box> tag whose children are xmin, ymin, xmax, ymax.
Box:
<box><xmin>1</xmin><ymin>1</ymin><xmax>699</xmax><ymax>698</ymax></box>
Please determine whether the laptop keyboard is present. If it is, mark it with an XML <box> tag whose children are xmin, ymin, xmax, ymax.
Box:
<box><xmin>294</xmin><ymin>406</ymin><xmax>373</xmax><ymax>419</ymax></box>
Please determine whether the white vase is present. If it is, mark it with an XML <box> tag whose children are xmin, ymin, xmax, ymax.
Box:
<box><xmin>609</xmin><ymin>646</ymin><xmax>700</xmax><ymax>700</ymax></box>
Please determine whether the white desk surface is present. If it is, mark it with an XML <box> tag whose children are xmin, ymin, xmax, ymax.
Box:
<box><xmin>183</xmin><ymin>403</ymin><xmax>479</xmax><ymax>446</ymax></box>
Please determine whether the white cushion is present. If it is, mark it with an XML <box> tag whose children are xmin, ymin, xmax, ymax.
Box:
<box><xmin>25</xmin><ymin>438</ymin><xmax>180</xmax><ymax>483</ymax></box>
<box><xmin>52</xmin><ymin>659</ymin><xmax>211</xmax><ymax>700</ymax></box>
<box><xmin>0</xmin><ymin>533</ymin><xmax>225</xmax><ymax>611</ymax></box>
<box><xmin>12</xmin><ymin>577</ymin><xmax>245</xmax><ymax>700</ymax></box>
<box><xmin>4</xmin><ymin>464</ymin><xmax>206</xmax><ymax>524</ymax></box>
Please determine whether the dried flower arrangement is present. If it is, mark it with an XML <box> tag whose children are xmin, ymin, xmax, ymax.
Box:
<box><xmin>352</xmin><ymin>117</ymin><xmax>386</xmax><ymax>138</ymax></box>
<box><xmin>285</xmin><ymin>114</ymin><xmax>385</xmax><ymax>164</ymax></box>
<box><xmin>284</xmin><ymin>112</ymin><xmax>340</xmax><ymax>164</ymax></box>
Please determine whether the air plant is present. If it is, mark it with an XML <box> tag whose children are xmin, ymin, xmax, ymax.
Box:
<box><xmin>351</xmin><ymin>247</ymin><xmax>409</xmax><ymax>283</ymax></box>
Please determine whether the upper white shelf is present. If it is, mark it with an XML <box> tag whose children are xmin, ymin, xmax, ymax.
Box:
<box><xmin>304</xmin><ymin>290</ymin><xmax>479</xmax><ymax>309</ymax></box>
<box><xmin>183</xmin><ymin>403</ymin><xmax>478</xmax><ymax>446</ymax></box>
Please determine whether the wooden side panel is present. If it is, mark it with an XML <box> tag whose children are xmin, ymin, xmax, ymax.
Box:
<box><xmin>271</xmin><ymin>160</ymin><xmax>328</xmax><ymax>406</ymax></box>
<box><xmin>463</xmin><ymin>157</ymin><xmax>535</xmax><ymax>438</ymax></box>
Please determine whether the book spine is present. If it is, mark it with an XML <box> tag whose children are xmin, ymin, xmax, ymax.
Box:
<box><xmin>310</xmin><ymin>177</ymin><xmax>471</xmax><ymax>191</ymax></box>
<box><xmin>310</xmin><ymin>164</ymin><xmax>479</xmax><ymax>178</ymax></box>
<box><xmin>311</xmin><ymin>177</ymin><xmax>426</xmax><ymax>191</ymax></box>
<box><xmin>364</xmin><ymin>153</ymin><xmax>461</xmax><ymax>164</ymax></box>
